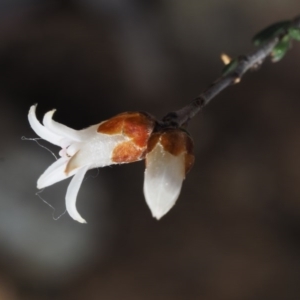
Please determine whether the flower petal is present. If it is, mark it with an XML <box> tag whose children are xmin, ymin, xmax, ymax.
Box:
<box><xmin>65</xmin><ymin>133</ymin><xmax>126</xmax><ymax>172</ymax></box>
<box><xmin>143</xmin><ymin>143</ymin><xmax>185</xmax><ymax>220</ymax></box>
<box><xmin>28</xmin><ymin>105</ymin><xmax>62</xmax><ymax>146</ymax></box>
<box><xmin>65</xmin><ymin>164</ymin><xmax>89</xmax><ymax>223</ymax></box>
<box><xmin>37</xmin><ymin>157</ymin><xmax>74</xmax><ymax>189</ymax></box>
<box><xmin>43</xmin><ymin>110</ymin><xmax>83</xmax><ymax>142</ymax></box>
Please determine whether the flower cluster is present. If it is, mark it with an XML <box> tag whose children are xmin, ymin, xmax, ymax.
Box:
<box><xmin>28</xmin><ymin>105</ymin><xmax>194</xmax><ymax>223</ymax></box>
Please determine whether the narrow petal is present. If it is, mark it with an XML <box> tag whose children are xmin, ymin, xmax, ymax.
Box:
<box><xmin>65</xmin><ymin>165</ymin><xmax>89</xmax><ymax>223</ymax></box>
<box><xmin>143</xmin><ymin>143</ymin><xmax>185</xmax><ymax>219</ymax></box>
<box><xmin>37</xmin><ymin>157</ymin><xmax>73</xmax><ymax>189</ymax></box>
<box><xmin>43</xmin><ymin>110</ymin><xmax>85</xmax><ymax>142</ymax></box>
<box><xmin>28</xmin><ymin>105</ymin><xmax>62</xmax><ymax>146</ymax></box>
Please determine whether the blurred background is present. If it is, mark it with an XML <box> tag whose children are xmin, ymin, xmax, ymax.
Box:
<box><xmin>0</xmin><ymin>0</ymin><xmax>300</xmax><ymax>299</ymax></box>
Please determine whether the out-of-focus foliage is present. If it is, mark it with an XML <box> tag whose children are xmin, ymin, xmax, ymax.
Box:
<box><xmin>271</xmin><ymin>35</ymin><xmax>291</xmax><ymax>62</ymax></box>
<box><xmin>289</xmin><ymin>26</ymin><xmax>300</xmax><ymax>40</ymax></box>
<box><xmin>252</xmin><ymin>20</ymin><xmax>291</xmax><ymax>46</ymax></box>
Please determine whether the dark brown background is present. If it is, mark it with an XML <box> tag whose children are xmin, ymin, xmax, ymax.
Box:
<box><xmin>0</xmin><ymin>1</ymin><xmax>300</xmax><ymax>299</ymax></box>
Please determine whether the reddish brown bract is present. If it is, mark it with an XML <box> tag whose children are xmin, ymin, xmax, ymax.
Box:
<box><xmin>98</xmin><ymin>112</ymin><xmax>155</xmax><ymax>163</ymax></box>
<box><xmin>147</xmin><ymin>130</ymin><xmax>195</xmax><ymax>174</ymax></box>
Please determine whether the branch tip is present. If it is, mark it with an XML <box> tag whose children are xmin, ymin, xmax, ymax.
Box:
<box><xmin>161</xmin><ymin>15</ymin><xmax>300</xmax><ymax>128</ymax></box>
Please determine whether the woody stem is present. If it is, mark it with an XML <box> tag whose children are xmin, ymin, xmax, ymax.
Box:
<box><xmin>161</xmin><ymin>15</ymin><xmax>300</xmax><ymax>128</ymax></box>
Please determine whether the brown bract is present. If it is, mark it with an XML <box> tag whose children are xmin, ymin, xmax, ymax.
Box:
<box><xmin>98</xmin><ymin>112</ymin><xmax>155</xmax><ymax>163</ymax></box>
<box><xmin>147</xmin><ymin>130</ymin><xmax>195</xmax><ymax>174</ymax></box>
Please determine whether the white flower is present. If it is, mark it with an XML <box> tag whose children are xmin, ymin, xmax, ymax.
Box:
<box><xmin>28</xmin><ymin>105</ymin><xmax>195</xmax><ymax>223</ymax></box>
<box><xmin>28</xmin><ymin>105</ymin><xmax>154</xmax><ymax>223</ymax></box>
<box><xmin>143</xmin><ymin>130</ymin><xmax>194</xmax><ymax>219</ymax></box>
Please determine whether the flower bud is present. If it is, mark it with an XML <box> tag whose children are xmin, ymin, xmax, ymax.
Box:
<box><xmin>143</xmin><ymin>129</ymin><xmax>194</xmax><ymax>219</ymax></box>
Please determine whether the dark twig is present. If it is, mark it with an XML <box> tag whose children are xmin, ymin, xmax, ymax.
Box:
<box><xmin>161</xmin><ymin>15</ymin><xmax>300</xmax><ymax>129</ymax></box>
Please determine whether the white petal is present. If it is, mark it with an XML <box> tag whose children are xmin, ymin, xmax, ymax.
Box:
<box><xmin>65</xmin><ymin>165</ymin><xmax>89</xmax><ymax>223</ymax></box>
<box><xmin>43</xmin><ymin>110</ymin><xmax>83</xmax><ymax>142</ymax></box>
<box><xmin>67</xmin><ymin>133</ymin><xmax>126</xmax><ymax>169</ymax></box>
<box><xmin>143</xmin><ymin>143</ymin><xmax>185</xmax><ymax>219</ymax></box>
<box><xmin>37</xmin><ymin>157</ymin><xmax>74</xmax><ymax>189</ymax></box>
<box><xmin>28</xmin><ymin>105</ymin><xmax>62</xmax><ymax>146</ymax></box>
